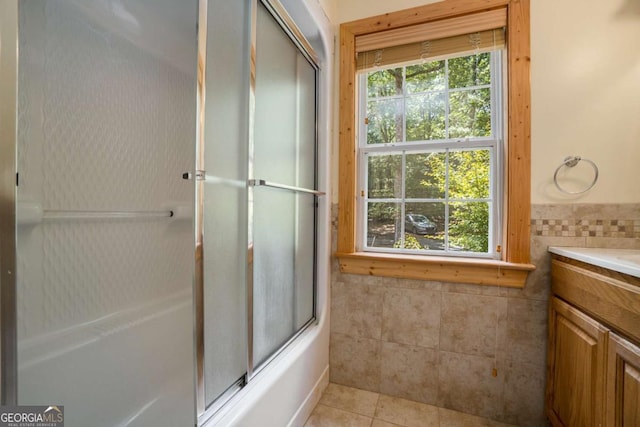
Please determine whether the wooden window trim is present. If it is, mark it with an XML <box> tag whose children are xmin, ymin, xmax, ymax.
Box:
<box><xmin>336</xmin><ymin>0</ymin><xmax>534</xmax><ymax>287</ymax></box>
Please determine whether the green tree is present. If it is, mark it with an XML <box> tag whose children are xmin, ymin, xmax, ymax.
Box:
<box><xmin>448</xmin><ymin>53</ymin><xmax>492</xmax><ymax>138</ymax></box>
<box><xmin>422</xmin><ymin>150</ymin><xmax>490</xmax><ymax>252</ymax></box>
<box><xmin>393</xmin><ymin>235</ymin><xmax>423</xmax><ymax>250</ymax></box>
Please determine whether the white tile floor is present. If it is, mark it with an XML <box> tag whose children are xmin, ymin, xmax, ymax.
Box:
<box><xmin>304</xmin><ymin>383</ymin><xmax>518</xmax><ymax>427</ymax></box>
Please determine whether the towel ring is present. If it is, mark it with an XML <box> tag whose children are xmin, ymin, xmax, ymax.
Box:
<box><xmin>553</xmin><ymin>156</ymin><xmax>599</xmax><ymax>195</ymax></box>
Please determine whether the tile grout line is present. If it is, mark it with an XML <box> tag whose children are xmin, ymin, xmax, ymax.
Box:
<box><xmin>372</xmin><ymin>391</ymin><xmax>382</xmax><ymax>426</ymax></box>
<box><xmin>311</xmin><ymin>383</ymin><xmax>519</xmax><ymax>427</ymax></box>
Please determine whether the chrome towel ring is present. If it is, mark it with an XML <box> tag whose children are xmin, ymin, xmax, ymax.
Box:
<box><xmin>553</xmin><ymin>156</ymin><xmax>599</xmax><ymax>195</ymax></box>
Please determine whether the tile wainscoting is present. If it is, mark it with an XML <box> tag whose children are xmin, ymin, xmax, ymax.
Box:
<box><xmin>329</xmin><ymin>203</ymin><xmax>640</xmax><ymax>426</ymax></box>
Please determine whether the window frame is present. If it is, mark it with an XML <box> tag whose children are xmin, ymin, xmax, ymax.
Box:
<box><xmin>357</xmin><ymin>51</ymin><xmax>503</xmax><ymax>258</ymax></box>
<box><xmin>336</xmin><ymin>0</ymin><xmax>534</xmax><ymax>288</ymax></box>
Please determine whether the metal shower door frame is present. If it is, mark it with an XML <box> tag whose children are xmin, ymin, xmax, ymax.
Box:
<box><xmin>0</xmin><ymin>0</ymin><xmax>19</xmax><ymax>407</ymax></box>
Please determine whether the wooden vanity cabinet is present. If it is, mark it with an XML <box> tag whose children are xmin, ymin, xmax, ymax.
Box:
<box><xmin>607</xmin><ymin>333</ymin><xmax>640</xmax><ymax>426</ymax></box>
<box><xmin>547</xmin><ymin>256</ymin><xmax>640</xmax><ymax>427</ymax></box>
<box><xmin>547</xmin><ymin>297</ymin><xmax>607</xmax><ymax>427</ymax></box>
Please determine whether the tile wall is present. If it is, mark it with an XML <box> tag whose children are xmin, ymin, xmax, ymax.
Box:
<box><xmin>329</xmin><ymin>203</ymin><xmax>640</xmax><ymax>426</ymax></box>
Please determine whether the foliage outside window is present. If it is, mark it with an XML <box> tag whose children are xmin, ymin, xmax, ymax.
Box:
<box><xmin>359</xmin><ymin>51</ymin><xmax>501</xmax><ymax>258</ymax></box>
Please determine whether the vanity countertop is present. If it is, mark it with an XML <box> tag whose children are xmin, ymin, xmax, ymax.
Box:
<box><xmin>548</xmin><ymin>246</ymin><xmax>640</xmax><ymax>279</ymax></box>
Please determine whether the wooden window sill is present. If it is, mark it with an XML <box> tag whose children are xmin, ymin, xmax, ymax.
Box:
<box><xmin>335</xmin><ymin>252</ymin><xmax>535</xmax><ymax>288</ymax></box>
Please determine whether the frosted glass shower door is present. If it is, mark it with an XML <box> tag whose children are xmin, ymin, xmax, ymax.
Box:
<box><xmin>252</xmin><ymin>2</ymin><xmax>318</xmax><ymax>369</ymax></box>
<box><xmin>201</xmin><ymin>0</ymin><xmax>250</xmax><ymax>410</ymax></box>
<box><xmin>196</xmin><ymin>0</ymin><xmax>319</xmax><ymax>417</ymax></box>
<box><xmin>15</xmin><ymin>1</ymin><xmax>198</xmax><ymax>425</ymax></box>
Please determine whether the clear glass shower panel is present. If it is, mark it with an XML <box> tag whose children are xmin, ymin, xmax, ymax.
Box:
<box><xmin>202</xmin><ymin>0</ymin><xmax>250</xmax><ymax>407</ymax></box>
<box><xmin>252</xmin><ymin>2</ymin><xmax>317</xmax><ymax>368</ymax></box>
<box><xmin>16</xmin><ymin>1</ymin><xmax>198</xmax><ymax>425</ymax></box>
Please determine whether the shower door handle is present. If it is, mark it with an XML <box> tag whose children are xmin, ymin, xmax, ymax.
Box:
<box><xmin>248</xmin><ymin>179</ymin><xmax>325</xmax><ymax>196</ymax></box>
<box><xmin>182</xmin><ymin>170</ymin><xmax>206</xmax><ymax>181</ymax></box>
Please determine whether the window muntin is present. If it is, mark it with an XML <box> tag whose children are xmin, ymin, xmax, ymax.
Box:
<box><xmin>358</xmin><ymin>50</ymin><xmax>502</xmax><ymax>258</ymax></box>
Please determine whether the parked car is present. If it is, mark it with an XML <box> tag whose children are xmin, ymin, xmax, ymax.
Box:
<box><xmin>405</xmin><ymin>214</ymin><xmax>437</xmax><ymax>235</ymax></box>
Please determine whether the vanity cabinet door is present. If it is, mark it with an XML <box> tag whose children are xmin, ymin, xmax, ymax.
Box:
<box><xmin>547</xmin><ymin>297</ymin><xmax>608</xmax><ymax>427</ymax></box>
<box><xmin>607</xmin><ymin>333</ymin><xmax>640</xmax><ymax>427</ymax></box>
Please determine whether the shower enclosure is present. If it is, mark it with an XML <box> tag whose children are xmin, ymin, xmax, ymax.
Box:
<box><xmin>0</xmin><ymin>0</ymin><xmax>326</xmax><ymax>425</ymax></box>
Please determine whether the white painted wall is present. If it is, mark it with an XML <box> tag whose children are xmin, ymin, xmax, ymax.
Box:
<box><xmin>316</xmin><ymin>0</ymin><xmax>337</xmax><ymax>24</ymax></box>
<box><xmin>323</xmin><ymin>0</ymin><xmax>640</xmax><ymax>204</ymax></box>
<box><xmin>336</xmin><ymin>0</ymin><xmax>440</xmax><ymax>24</ymax></box>
<box><xmin>531</xmin><ymin>0</ymin><xmax>640</xmax><ymax>203</ymax></box>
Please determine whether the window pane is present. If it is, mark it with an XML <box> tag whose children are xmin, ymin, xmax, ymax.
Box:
<box><xmin>368</xmin><ymin>154</ymin><xmax>402</xmax><ymax>198</ymax></box>
<box><xmin>449</xmin><ymin>202</ymin><xmax>490</xmax><ymax>253</ymax></box>
<box><xmin>406</xmin><ymin>61</ymin><xmax>445</xmax><ymax>94</ymax></box>
<box><xmin>367</xmin><ymin>68</ymin><xmax>402</xmax><ymax>97</ymax></box>
<box><xmin>448</xmin><ymin>53</ymin><xmax>491</xmax><ymax>89</ymax></box>
<box><xmin>448</xmin><ymin>149</ymin><xmax>490</xmax><ymax>199</ymax></box>
<box><xmin>367</xmin><ymin>202</ymin><xmax>400</xmax><ymax>248</ymax></box>
<box><xmin>359</xmin><ymin>51</ymin><xmax>501</xmax><ymax>258</ymax></box>
<box><xmin>367</xmin><ymin>98</ymin><xmax>403</xmax><ymax>144</ymax></box>
<box><xmin>449</xmin><ymin>88</ymin><xmax>491</xmax><ymax>138</ymax></box>
<box><xmin>406</xmin><ymin>92</ymin><xmax>446</xmax><ymax>141</ymax></box>
<box><xmin>405</xmin><ymin>152</ymin><xmax>446</xmax><ymax>199</ymax></box>
<box><xmin>406</xmin><ymin>202</ymin><xmax>445</xmax><ymax>251</ymax></box>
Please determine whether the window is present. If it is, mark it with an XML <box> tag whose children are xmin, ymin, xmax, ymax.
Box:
<box><xmin>337</xmin><ymin>0</ymin><xmax>534</xmax><ymax>287</ymax></box>
<box><xmin>360</xmin><ymin>49</ymin><xmax>502</xmax><ymax>257</ymax></box>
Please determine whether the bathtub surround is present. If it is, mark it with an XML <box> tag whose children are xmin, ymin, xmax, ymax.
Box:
<box><xmin>329</xmin><ymin>203</ymin><xmax>640</xmax><ymax>426</ymax></box>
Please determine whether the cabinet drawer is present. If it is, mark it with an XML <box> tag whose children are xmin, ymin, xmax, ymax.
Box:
<box><xmin>551</xmin><ymin>259</ymin><xmax>640</xmax><ymax>343</ymax></box>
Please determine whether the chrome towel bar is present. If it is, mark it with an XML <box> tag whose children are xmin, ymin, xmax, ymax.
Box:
<box><xmin>17</xmin><ymin>201</ymin><xmax>192</xmax><ymax>225</ymax></box>
<box><xmin>42</xmin><ymin>210</ymin><xmax>174</xmax><ymax>220</ymax></box>
<box><xmin>248</xmin><ymin>179</ymin><xmax>325</xmax><ymax>196</ymax></box>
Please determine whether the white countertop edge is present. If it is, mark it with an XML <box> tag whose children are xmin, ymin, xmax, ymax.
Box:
<box><xmin>548</xmin><ymin>247</ymin><xmax>640</xmax><ymax>279</ymax></box>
